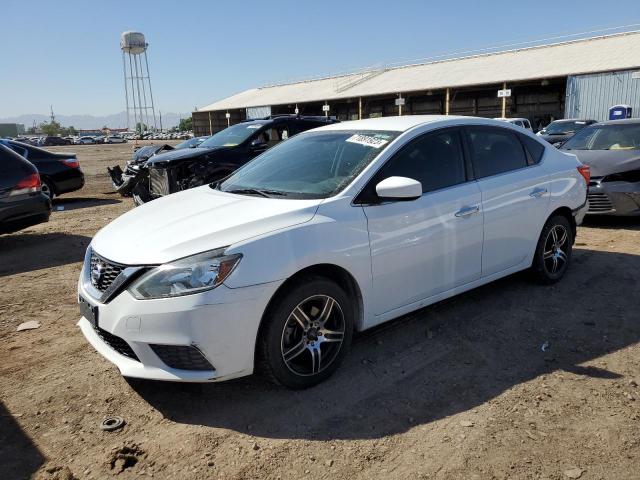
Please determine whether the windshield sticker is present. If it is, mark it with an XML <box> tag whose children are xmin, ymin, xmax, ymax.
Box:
<box><xmin>346</xmin><ymin>134</ymin><xmax>389</xmax><ymax>149</ymax></box>
<box><xmin>246</xmin><ymin>125</ymin><xmax>262</xmax><ymax>129</ymax></box>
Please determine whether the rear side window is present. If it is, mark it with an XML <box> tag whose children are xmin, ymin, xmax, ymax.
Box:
<box><xmin>372</xmin><ymin>128</ymin><xmax>467</xmax><ymax>194</ymax></box>
<box><xmin>518</xmin><ymin>133</ymin><xmax>546</xmax><ymax>165</ymax></box>
<box><xmin>466</xmin><ymin>127</ymin><xmax>528</xmax><ymax>178</ymax></box>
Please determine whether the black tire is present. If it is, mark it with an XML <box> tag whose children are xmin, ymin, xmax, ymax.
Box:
<box><xmin>41</xmin><ymin>178</ymin><xmax>55</xmax><ymax>200</ymax></box>
<box><xmin>258</xmin><ymin>276</ymin><xmax>354</xmax><ymax>389</ymax></box>
<box><xmin>531</xmin><ymin>214</ymin><xmax>573</xmax><ymax>284</ymax></box>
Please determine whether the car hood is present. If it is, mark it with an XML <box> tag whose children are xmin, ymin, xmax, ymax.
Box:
<box><xmin>562</xmin><ymin>149</ymin><xmax>640</xmax><ymax>177</ymax></box>
<box><xmin>91</xmin><ymin>186</ymin><xmax>322</xmax><ymax>265</ymax></box>
<box><xmin>145</xmin><ymin>146</ymin><xmax>229</xmax><ymax>166</ymax></box>
<box><xmin>132</xmin><ymin>144</ymin><xmax>173</xmax><ymax>163</ymax></box>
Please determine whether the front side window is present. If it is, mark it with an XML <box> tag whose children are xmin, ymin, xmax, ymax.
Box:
<box><xmin>467</xmin><ymin>127</ymin><xmax>528</xmax><ymax>178</ymax></box>
<box><xmin>366</xmin><ymin>129</ymin><xmax>467</xmax><ymax>196</ymax></box>
<box><xmin>562</xmin><ymin>124</ymin><xmax>640</xmax><ymax>151</ymax></box>
<box><xmin>218</xmin><ymin>130</ymin><xmax>399</xmax><ymax>199</ymax></box>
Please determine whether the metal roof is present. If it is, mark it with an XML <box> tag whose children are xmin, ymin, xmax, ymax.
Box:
<box><xmin>198</xmin><ymin>31</ymin><xmax>640</xmax><ymax>112</ymax></box>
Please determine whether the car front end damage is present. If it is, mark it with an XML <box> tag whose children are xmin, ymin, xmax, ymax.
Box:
<box><xmin>587</xmin><ymin>171</ymin><xmax>640</xmax><ymax>216</ymax></box>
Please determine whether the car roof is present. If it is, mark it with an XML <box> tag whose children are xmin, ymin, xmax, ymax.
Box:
<box><xmin>314</xmin><ymin>115</ymin><xmax>518</xmax><ymax>133</ymax></box>
<box><xmin>597</xmin><ymin>118</ymin><xmax>640</xmax><ymax>125</ymax></box>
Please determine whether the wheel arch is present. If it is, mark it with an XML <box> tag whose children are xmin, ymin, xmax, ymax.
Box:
<box><xmin>547</xmin><ymin>206</ymin><xmax>576</xmax><ymax>243</ymax></box>
<box><xmin>254</xmin><ymin>263</ymin><xmax>364</xmax><ymax>365</ymax></box>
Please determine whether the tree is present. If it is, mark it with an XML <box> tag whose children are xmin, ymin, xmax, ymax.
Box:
<box><xmin>40</xmin><ymin>120</ymin><xmax>61</xmax><ymax>136</ymax></box>
<box><xmin>135</xmin><ymin>122</ymin><xmax>148</xmax><ymax>134</ymax></box>
<box><xmin>178</xmin><ymin>117</ymin><xmax>193</xmax><ymax>132</ymax></box>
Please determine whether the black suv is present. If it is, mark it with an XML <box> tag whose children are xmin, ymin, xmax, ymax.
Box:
<box><xmin>142</xmin><ymin>115</ymin><xmax>338</xmax><ymax>203</ymax></box>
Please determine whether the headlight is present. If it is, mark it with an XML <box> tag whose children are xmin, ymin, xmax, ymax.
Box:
<box><xmin>128</xmin><ymin>248</ymin><xmax>242</xmax><ymax>300</ymax></box>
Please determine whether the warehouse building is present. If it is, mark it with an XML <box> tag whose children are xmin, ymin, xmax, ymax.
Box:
<box><xmin>0</xmin><ymin>123</ymin><xmax>25</xmax><ymax>137</ymax></box>
<box><xmin>193</xmin><ymin>31</ymin><xmax>640</xmax><ymax>136</ymax></box>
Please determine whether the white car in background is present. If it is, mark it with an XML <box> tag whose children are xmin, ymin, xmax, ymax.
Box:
<box><xmin>495</xmin><ymin>117</ymin><xmax>533</xmax><ymax>131</ymax></box>
<box><xmin>76</xmin><ymin>136</ymin><xmax>97</xmax><ymax>145</ymax></box>
<box><xmin>78</xmin><ymin>116</ymin><xmax>589</xmax><ymax>389</ymax></box>
<box><xmin>105</xmin><ymin>135</ymin><xmax>127</xmax><ymax>144</ymax></box>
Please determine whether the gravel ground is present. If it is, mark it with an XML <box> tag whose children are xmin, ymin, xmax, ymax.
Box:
<box><xmin>1</xmin><ymin>142</ymin><xmax>639</xmax><ymax>480</ymax></box>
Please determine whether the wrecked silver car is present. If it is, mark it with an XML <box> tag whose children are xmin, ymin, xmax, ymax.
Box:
<box><xmin>561</xmin><ymin>119</ymin><xmax>640</xmax><ymax>216</ymax></box>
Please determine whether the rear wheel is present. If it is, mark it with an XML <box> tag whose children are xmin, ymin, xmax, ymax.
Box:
<box><xmin>41</xmin><ymin>179</ymin><xmax>55</xmax><ymax>200</ymax></box>
<box><xmin>259</xmin><ymin>277</ymin><xmax>354</xmax><ymax>389</ymax></box>
<box><xmin>531</xmin><ymin>215</ymin><xmax>573</xmax><ymax>284</ymax></box>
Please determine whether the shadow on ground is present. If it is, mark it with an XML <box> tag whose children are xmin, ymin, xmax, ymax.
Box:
<box><xmin>0</xmin><ymin>232</ymin><xmax>90</xmax><ymax>277</ymax></box>
<box><xmin>582</xmin><ymin>215</ymin><xmax>640</xmax><ymax>231</ymax></box>
<box><xmin>52</xmin><ymin>197</ymin><xmax>121</xmax><ymax>211</ymax></box>
<box><xmin>0</xmin><ymin>402</ymin><xmax>45</xmax><ymax>479</ymax></box>
<box><xmin>129</xmin><ymin>248</ymin><xmax>639</xmax><ymax>441</ymax></box>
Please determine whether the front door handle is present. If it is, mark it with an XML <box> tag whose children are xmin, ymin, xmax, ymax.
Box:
<box><xmin>529</xmin><ymin>187</ymin><xmax>548</xmax><ymax>198</ymax></box>
<box><xmin>455</xmin><ymin>205</ymin><xmax>480</xmax><ymax>218</ymax></box>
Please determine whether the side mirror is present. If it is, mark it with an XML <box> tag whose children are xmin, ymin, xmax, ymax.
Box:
<box><xmin>375</xmin><ymin>176</ymin><xmax>422</xmax><ymax>201</ymax></box>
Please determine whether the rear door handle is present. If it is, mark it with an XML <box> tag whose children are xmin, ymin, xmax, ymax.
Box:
<box><xmin>529</xmin><ymin>187</ymin><xmax>548</xmax><ymax>198</ymax></box>
<box><xmin>455</xmin><ymin>205</ymin><xmax>480</xmax><ymax>218</ymax></box>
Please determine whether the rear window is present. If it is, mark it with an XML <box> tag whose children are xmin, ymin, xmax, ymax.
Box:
<box><xmin>518</xmin><ymin>134</ymin><xmax>546</xmax><ymax>165</ymax></box>
<box><xmin>0</xmin><ymin>144</ymin><xmax>31</xmax><ymax>175</ymax></box>
<box><xmin>466</xmin><ymin>127</ymin><xmax>528</xmax><ymax>178</ymax></box>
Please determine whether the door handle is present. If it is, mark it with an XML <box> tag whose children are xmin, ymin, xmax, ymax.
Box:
<box><xmin>529</xmin><ymin>187</ymin><xmax>548</xmax><ymax>198</ymax></box>
<box><xmin>455</xmin><ymin>205</ymin><xmax>480</xmax><ymax>218</ymax></box>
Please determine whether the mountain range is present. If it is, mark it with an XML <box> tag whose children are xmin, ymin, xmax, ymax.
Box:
<box><xmin>0</xmin><ymin>111</ymin><xmax>189</xmax><ymax>130</ymax></box>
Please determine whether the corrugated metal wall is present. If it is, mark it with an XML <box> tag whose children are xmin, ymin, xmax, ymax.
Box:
<box><xmin>566</xmin><ymin>69</ymin><xmax>640</xmax><ymax>121</ymax></box>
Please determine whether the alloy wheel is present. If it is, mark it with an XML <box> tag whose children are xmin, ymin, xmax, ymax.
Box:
<box><xmin>543</xmin><ymin>224</ymin><xmax>568</xmax><ymax>275</ymax></box>
<box><xmin>280</xmin><ymin>295</ymin><xmax>345</xmax><ymax>377</ymax></box>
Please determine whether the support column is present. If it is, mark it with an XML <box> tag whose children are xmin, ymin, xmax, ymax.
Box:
<box><xmin>501</xmin><ymin>81</ymin><xmax>507</xmax><ymax>118</ymax></box>
<box><xmin>208</xmin><ymin>111</ymin><xmax>212</xmax><ymax>135</ymax></box>
<box><xmin>445</xmin><ymin>88</ymin><xmax>450</xmax><ymax>115</ymax></box>
<box><xmin>358</xmin><ymin>97</ymin><xmax>362</xmax><ymax>120</ymax></box>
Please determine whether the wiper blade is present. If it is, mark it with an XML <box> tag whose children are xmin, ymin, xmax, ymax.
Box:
<box><xmin>226</xmin><ymin>188</ymin><xmax>287</xmax><ymax>198</ymax></box>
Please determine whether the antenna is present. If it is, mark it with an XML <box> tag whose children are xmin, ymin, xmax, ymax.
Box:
<box><xmin>120</xmin><ymin>31</ymin><xmax>158</xmax><ymax>134</ymax></box>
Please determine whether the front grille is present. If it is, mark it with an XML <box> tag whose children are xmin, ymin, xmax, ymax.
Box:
<box><xmin>92</xmin><ymin>324</ymin><xmax>139</xmax><ymax>361</ymax></box>
<box><xmin>90</xmin><ymin>253</ymin><xmax>124</xmax><ymax>292</ymax></box>
<box><xmin>587</xmin><ymin>192</ymin><xmax>615</xmax><ymax>213</ymax></box>
<box><xmin>150</xmin><ymin>344</ymin><xmax>214</xmax><ymax>371</ymax></box>
<box><xmin>149</xmin><ymin>167</ymin><xmax>170</xmax><ymax>196</ymax></box>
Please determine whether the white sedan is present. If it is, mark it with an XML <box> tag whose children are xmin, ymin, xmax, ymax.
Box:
<box><xmin>77</xmin><ymin>116</ymin><xmax>589</xmax><ymax>388</ymax></box>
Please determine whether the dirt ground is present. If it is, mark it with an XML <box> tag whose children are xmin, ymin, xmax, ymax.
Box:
<box><xmin>1</xmin><ymin>142</ymin><xmax>639</xmax><ymax>480</ymax></box>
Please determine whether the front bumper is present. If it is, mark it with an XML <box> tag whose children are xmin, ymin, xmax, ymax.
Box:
<box><xmin>77</xmin><ymin>276</ymin><xmax>282</xmax><ymax>382</ymax></box>
<box><xmin>587</xmin><ymin>178</ymin><xmax>640</xmax><ymax>216</ymax></box>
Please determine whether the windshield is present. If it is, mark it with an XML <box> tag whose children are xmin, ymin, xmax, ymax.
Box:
<box><xmin>175</xmin><ymin>137</ymin><xmax>205</xmax><ymax>149</ymax></box>
<box><xmin>218</xmin><ymin>130</ymin><xmax>399</xmax><ymax>199</ymax></box>
<box><xmin>544</xmin><ymin>120</ymin><xmax>589</xmax><ymax>135</ymax></box>
<box><xmin>198</xmin><ymin>122</ymin><xmax>267</xmax><ymax>148</ymax></box>
<box><xmin>562</xmin><ymin>123</ymin><xmax>640</xmax><ymax>150</ymax></box>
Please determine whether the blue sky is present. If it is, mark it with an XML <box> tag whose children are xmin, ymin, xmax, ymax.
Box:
<box><xmin>2</xmin><ymin>0</ymin><xmax>640</xmax><ymax>117</ymax></box>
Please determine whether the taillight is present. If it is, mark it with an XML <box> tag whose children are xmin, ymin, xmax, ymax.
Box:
<box><xmin>60</xmin><ymin>158</ymin><xmax>79</xmax><ymax>168</ymax></box>
<box><xmin>577</xmin><ymin>165</ymin><xmax>590</xmax><ymax>186</ymax></box>
<box><xmin>10</xmin><ymin>172</ymin><xmax>41</xmax><ymax>196</ymax></box>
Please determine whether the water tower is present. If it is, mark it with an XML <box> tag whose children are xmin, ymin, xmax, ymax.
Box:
<box><xmin>120</xmin><ymin>31</ymin><xmax>157</xmax><ymax>133</ymax></box>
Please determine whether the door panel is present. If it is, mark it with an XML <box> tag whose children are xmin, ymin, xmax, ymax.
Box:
<box><xmin>464</xmin><ymin>126</ymin><xmax>550</xmax><ymax>276</ymax></box>
<box><xmin>364</xmin><ymin>182</ymin><xmax>483</xmax><ymax>315</ymax></box>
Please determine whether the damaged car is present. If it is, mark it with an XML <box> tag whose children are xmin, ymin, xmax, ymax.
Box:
<box><xmin>108</xmin><ymin>144</ymin><xmax>175</xmax><ymax>203</ymax></box>
<box><xmin>142</xmin><ymin>115</ymin><xmax>337</xmax><ymax>204</ymax></box>
<box><xmin>561</xmin><ymin>119</ymin><xmax>640</xmax><ymax>215</ymax></box>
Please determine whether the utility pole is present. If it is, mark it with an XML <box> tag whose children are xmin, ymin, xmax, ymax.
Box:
<box><xmin>159</xmin><ymin>111</ymin><xmax>163</xmax><ymax>132</ymax></box>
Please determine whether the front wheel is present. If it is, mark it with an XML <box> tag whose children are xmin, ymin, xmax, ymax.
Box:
<box><xmin>531</xmin><ymin>215</ymin><xmax>573</xmax><ymax>284</ymax></box>
<box><xmin>258</xmin><ymin>277</ymin><xmax>354</xmax><ymax>389</ymax></box>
